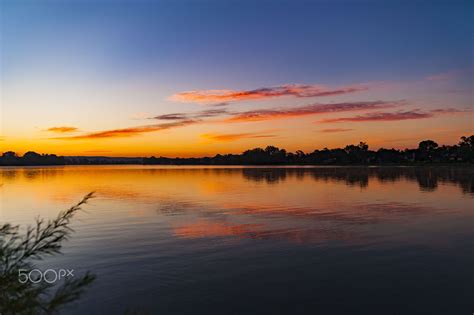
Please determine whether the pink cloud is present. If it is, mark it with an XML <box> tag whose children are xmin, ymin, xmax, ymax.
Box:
<box><xmin>53</xmin><ymin>120</ymin><xmax>198</xmax><ymax>140</ymax></box>
<box><xmin>170</xmin><ymin>84</ymin><xmax>368</xmax><ymax>104</ymax></box>
<box><xmin>225</xmin><ymin>101</ymin><xmax>402</xmax><ymax>123</ymax></box>
<box><xmin>319</xmin><ymin>108</ymin><xmax>470</xmax><ymax>123</ymax></box>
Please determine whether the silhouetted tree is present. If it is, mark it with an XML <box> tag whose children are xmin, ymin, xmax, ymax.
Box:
<box><xmin>419</xmin><ymin>140</ymin><xmax>439</xmax><ymax>151</ymax></box>
<box><xmin>345</xmin><ymin>142</ymin><xmax>369</xmax><ymax>163</ymax></box>
<box><xmin>23</xmin><ymin>151</ymin><xmax>43</xmax><ymax>165</ymax></box>
<box><xmin>458</xmin><ymin>135</ymin><xmax>474</xmax><ymax>162</ymax></box>
<box><xmin>417</xmin><ymin>140</ymin><xmax>438</xmax><ymax>161</ymax></box>
<box><xmin>0</xmin><ymin>151</ymin><xmax>65</xmax><ymax>166</ymax></box>
<box><xmin>1</xmin><ymin>151</ymin><xmax>20</xmax><ymax>165</ymax></box>
<box><xmin>459</xmin><ymin>135</ymin><xmax>474</xmax><ymax>147</ymax></box>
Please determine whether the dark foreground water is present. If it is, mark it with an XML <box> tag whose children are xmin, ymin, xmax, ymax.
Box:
<box><xmin>1</xmin><ymin>166</ymin><xmax>473</xmax><ymax>314</ymax></box>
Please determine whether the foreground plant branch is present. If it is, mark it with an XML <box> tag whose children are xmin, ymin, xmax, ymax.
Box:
<box><xmin>0</xmin><ymin>193</ymin><xmax>96</xmax><ymax>315</ymax></box>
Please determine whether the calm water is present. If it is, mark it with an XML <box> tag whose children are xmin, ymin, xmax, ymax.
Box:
<box><xmin>1</xmin><ymin>166</ymin><xmax>473</xmax><ymax>314</ymax></box>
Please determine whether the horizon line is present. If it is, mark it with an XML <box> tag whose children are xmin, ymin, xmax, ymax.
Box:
<box><xmin>2</xmin><ymin>135</ymin><xmax>471</xmax><ymax>159</ymax></box>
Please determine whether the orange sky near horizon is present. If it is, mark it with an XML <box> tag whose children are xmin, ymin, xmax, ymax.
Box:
<box><xmin>1</xmin><ymin>75</ymin><xmax>473</xmax><ymax>157</ymax></box>
<box><xmin>1</xmin><ymin>99</ymin><xmax>472</xmax><ymax>157</ymax></box>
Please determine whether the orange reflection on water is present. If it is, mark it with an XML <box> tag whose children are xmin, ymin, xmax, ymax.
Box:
<box><xmin>1</xmin><ymin>165</ymin><xmax>473</xmax><ymax>246</ymax></box>
<box><xmin>174</xmin><ymin>220</ymin><xmax>263</xmax><ymax>239</ymax></box>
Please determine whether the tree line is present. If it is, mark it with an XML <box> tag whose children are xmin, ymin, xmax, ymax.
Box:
<box><xmin>145</xmin><ymin>135</ymin><xmax>473</xmax><ymax>165</ymax></box>
<box><xmin>1</xmin><ymin>135</ymin><xmax>473</xmax><ymax>166</ymax></box>
<box><xmin>0</xmin><ymin>151</ymin><xmax>65</xmax><ymax>166</ymax></box>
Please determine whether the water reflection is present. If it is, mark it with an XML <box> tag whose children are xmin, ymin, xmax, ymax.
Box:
<box><xmin>242</xmin><ymin>166</ymin><xmax>473</xmax><ymax>193</ymax></box>
<box><xmin>2</xmin><ymin>166</ymin><xmax>472</xmax><ymax>194</ymax></box>
<box><xmin>1</xmin><ymin>166</ymin><xmax>472</xmax><ymax>314</ymax></box>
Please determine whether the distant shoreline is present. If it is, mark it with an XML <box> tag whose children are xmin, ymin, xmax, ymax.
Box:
<box><xmin>2</xmin><ymin>136</ymin><xmax>473</xmax><ymax>166</ymax></box>
<box><xmin>1</xmin><ymin>162</ymin><xmax>473</xmax><ymax>167</ymax></box>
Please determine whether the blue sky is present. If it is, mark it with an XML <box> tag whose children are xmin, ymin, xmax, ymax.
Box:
<box><xmin>2</xmin><ymin>0</ymin><xmax>472</xmax><ymax>85</ymax></box>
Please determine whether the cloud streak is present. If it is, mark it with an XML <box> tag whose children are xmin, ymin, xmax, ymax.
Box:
<box><xmin>51</xmin><ymin>103</ymin><xmax>465</xmax><ymax>141</ymax></box>
<box><xmin>152</xmin><ymin>109</ymin><xmax>230</xmax><ymax>121</ymax></box>
<box><xmin>45</xmin><ymin>126</ymin><xmax>78</xmax><ymax>133</ymax></box>
<box><xmin>195</xmin><ymin>109</ymin><xmax>230</xmax><ymax>118</ymax></box>
<box><xmin>319</xmin><ymin>108</ymin><xmax>469</xmax><ymax>123</ymax></box>
<box><xmin>321</xmin><ymin>111</ymin><xmax>432</xmax><ymax>123</ymax></box>
<box><xmin>425</xmin><ymin>71</ymin><xmax>457</xmax><ymax>82</ymax></box>
<box><xmin>319</xmin><ymin>128</ymin><xmax>353</xmax><ymax>133</ymax></box>
<box><xmin>152</xmin><ymin>113</ymin><xmax>189</xmax><ymax>120</ymax></box>
<box><xmin>53</xmin><ymin>120</ymin><xmax>198</xmax><ymax>140</ymax></box>
<box><xmin>170</xmin><ymin>84</ymin><xmax>368</xmax><ymax>104</ymax></box>
<box><xmin>225</xmin><ymin>101</ymin><xmax>402</xmax><ymax>123</ymax></box>
<box><xmin>201</xmin><ymin>132</ymin><xmax>276</xmax><ymax>142</ymax></box>
<box><xmin>429</xmin><ymin>108</ymin><xmax>467</xmax><ymax>114</ymax></box>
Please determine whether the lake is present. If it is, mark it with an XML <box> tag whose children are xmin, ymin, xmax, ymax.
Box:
<box><xmin>1</xmin><ymin>165</ymin><xmax>473</xmax><ymax>314</ymax></box>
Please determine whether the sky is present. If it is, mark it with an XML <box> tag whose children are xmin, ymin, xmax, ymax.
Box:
<box><xmin>0</xmin><ymin>0</ymin><xmax>472</xmax><ymax>157</ymax></box>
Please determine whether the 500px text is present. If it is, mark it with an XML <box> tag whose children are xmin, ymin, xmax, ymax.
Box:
<box><xmin>18</xmin><ymin>269</ymin><xmax>74</xmax><ymax>284</ymax></box>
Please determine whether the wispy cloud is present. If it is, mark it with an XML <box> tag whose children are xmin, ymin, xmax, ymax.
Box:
<box><xmin>53</xmin><ymin>120</ymin><xmax>198</xmax><ymax>140</ymax></box>
<box><xmin>45</xmin><ymin>126</ymin><xmax>78</xmax><ymax>133</ymax></box>
<box><xmin>225</xmin><ymin>101</ymin><xmax>402</xmax><ymax>123</ymax></box>
<box><xmin>201</xmin><ymin>132</ymin><xmax>276</xmax><ymax>142</ymax></box>
<box><xmin>210</xmin><ymin>102</ymin><xmax>229</xmax><ymax>107</ymax></box>
<box><xmin>152</xmin><ymin>108</ymin><xmax>230</xmax><ymax>121</ymax></box>
<box><xmin>319</xmin><ymin>128</ymin><xmax>353</xmax><ymax>133</ymax></box>
<box><xmin>152</xmin><ymin>113</ymin><xmax>189</xmax><ymax>120</ymax></box>
<box><xmin>321</xmin><ymin>110</ymin><xmax>431</xmax><ymax>123</ymax></box>
<box><xmin>195</xmin><ymin>109</ymin><xmax>230</xmax><ymax>118</ymax></box>
<box><xmin>170</xmin><ymin>84</ymin><xmax>368</xmax><ymax>104</ymax></box>
<box><xmin>429</xmin><ymin>108</ymin><xmax>467</xmax><ymax>114</ymax></box>
<box><xmin>425</xmin><ymin>71</ymin><xmax>457</xmax><ymax>82</ymax></box>
<box><xmin>319</xmin><ymin>108</ymin><xmax>469</xmax><ymax>123</ymax></box>
<box><xmin>152</xmin><ymin>100</ymin><xmax>404</xmax><ymax>124</ymax></box>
